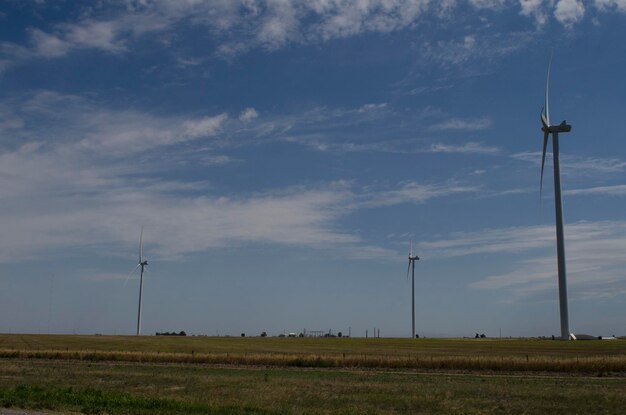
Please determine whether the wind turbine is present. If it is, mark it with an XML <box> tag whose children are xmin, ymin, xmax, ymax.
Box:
<box><xmin>406</xmin><ymin>242</ymin><xmax>420</xmax><ymax>339</ymax></box>
<box><xmin>131</xmin><ymin>227</ymin><xmax>149</xmax><ymax>336</ymax></box>
<box><xmin>540</xmin><ymin>55</ymin><xmax>573</xmax><ymax>340</ymax></box>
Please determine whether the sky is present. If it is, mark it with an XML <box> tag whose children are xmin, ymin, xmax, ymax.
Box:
<box><xmin>1</xmin><ymin>0</ymin><xmax>626</xmax><ymax>338</ymax></box>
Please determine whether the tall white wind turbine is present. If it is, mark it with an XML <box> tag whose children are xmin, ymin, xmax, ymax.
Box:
<box><xmin>540</xmin><ymin>55</ymin><xmax>573</xmax><ymax>340</ymax></box>
<box><xmin>406</xmin><ymin>242</ymin><xmax>420</xmax><ymax>339</ymax></box>
<box><xmin>134</xmin><ymin>227</ymin><xmax>149</xmax><ymax>336</ymax></box>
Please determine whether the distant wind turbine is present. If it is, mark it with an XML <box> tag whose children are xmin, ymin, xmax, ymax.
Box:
<box><xmin>128</xmin><ymin>227</ymin><xmax>149</xmax><ymax>336</ymax></box>
<box><xmin>540</xmin><ymin>55</ymin><xmax>573</xmax><ymax>340</ymax></box>
<box><xmin>406</xmin><ymin>242</ymin><xmax>420</xmax><ymax>339</ymax></box>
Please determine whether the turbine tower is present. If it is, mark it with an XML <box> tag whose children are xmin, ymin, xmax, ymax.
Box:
<box><xmin>540</xmin><ymin>56</ymin><xmax>572</xmax><ymax>340</ymax></box>
<box><xmin>406</xmin><ymin>242</ymin><xmax>420</xmax><ymax>339</ymax></box>
<box><xmin>135</xmin><ymin>227</ymin><xmax>148</xmax><ymax>336</ymax></box>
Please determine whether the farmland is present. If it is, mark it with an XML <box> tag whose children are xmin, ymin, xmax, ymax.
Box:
<box><xmin>1</xmin><ymin>334</ymin><xmax>626</xmax><ymax>414</ymax></box>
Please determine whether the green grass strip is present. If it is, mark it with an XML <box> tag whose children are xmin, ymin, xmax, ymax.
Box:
<box><xmin>0</xmin><ymin>385</ymin><xmax>274</xmax><ymax>415</ymax></box>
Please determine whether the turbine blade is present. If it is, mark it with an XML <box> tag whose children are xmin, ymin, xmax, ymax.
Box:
<box><xmin>139</xmin><ymin>226</ymin><xmax>144</xmax><ymax>264</ymax></box>
<box><xmin>407</xmin><ymin>261</ymin><xmax>411</xmax><ymax>282</ymax></box>
<box><xmin>541</xmin><ymin>107</ymin><xmax>549</xmax><ymax>129</ymax></box>
<box><xmin>544</xmin><ymin>51</ymin><xmax>553</xmax><ymax>126</ymax></box>
<box><xmin>540</xmin><ymin>130</ymin><xmax>549</xmax><ymax>198</ymax></box>
<box><xmin>123</xmin><ymin>264</ymin><xmax>140</xmax><ymax>288</ymax></box>
<box><xmin>409</xmin><ymin>240</ymin><xmax>413</xmax><ymax>257</ymax></box>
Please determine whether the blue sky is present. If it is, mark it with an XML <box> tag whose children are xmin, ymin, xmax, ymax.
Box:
<box><xmin>1</xmin><ymin>0</ymin><xmax>626</xmax><ymax>338</ymax></box>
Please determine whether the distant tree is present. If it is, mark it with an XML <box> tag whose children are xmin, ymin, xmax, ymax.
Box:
<box><xmin>260</xmin><ymin>331</ymin><xmax>267</xmax><ymax>337</ymax></box>
<box><xmin>298</xmin><ymin>333</ymin><xmax>304</xmax><ymax>337</ymax></box>
<box><xmin>241</xmin><ymin>333</ymin><xmax>245</xmax><ymax>337</ymax></box>
<box><xmin>480</xmin><ymin>334</ymin><xmax>486</xmax><ymax>338</ymax></box>
<box><xmin>415</xmin><ymin>334</ymin><xmax>419</xmax><ymax>339</ymax></box>
<box><xmin>179</xmin><ymin>331</ymin><xmax>186</xmax><ymax>336</ymax></box>
<box><xmin>338</xmin><ymin>332</ymin><xmax>342</xmax><ymax>338</ymax></box>
<box><xmin>475</xmin><ymin>333</ymin><xmax>480</xmax><ymax>339</ymax></box>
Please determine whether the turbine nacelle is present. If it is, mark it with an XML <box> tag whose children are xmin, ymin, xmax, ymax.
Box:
<box><xmin>548</xmin><ymin>121</ymin><xmax>571</xmax><ymax>133</ymax></box>
<box><xmin>539</xmin><ymin>54</ymin><xmax>572</xmax><ymax>199</ymax></box>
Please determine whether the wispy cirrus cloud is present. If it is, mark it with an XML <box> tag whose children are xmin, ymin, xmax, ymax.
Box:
<box><xmin>427</xmin><ymin>142</ymin><xmax>500</xmax><ymax>154</ymax></box>
<box><xmin>420</xmin><ymin>31</ymin><xmax>536</xmax><ymax>69</ymax></box>
<box><xmin>249</xmin><ymin>103</ymin><xmax>499</xmax><ymax>156</ymax></box>
<box><xmin>430</xmin><ymin>117</ymin><xmax>493</xmax><ymax>131</ymax></box>
<box><xmin>356</xmin><ymin>182</ymin><xmax>479</xmax><ymax>209</ymax></box>
<box><xmin>0</xmin><ymin>155</ymin><xmax>476</xmax><ymax>263</ymax></box>
<box><xmin>0</xmin><ymin>91</ymin><xmax>480</xmax><ymax>263</ymax></box>
<box><xmin>418</xmin><ymin>224</ymin><xmax>554</xmax><ymax>258</ymax></box>
<box><xmin>512</xmin><ymin>151</ymin><xmax>626</xmax><ymax>175</ymax></box>
<box><xmin>405</xmin><ymin>84</ymin><xmax>454</xmax><ymax>96</ymax></box>
<box><xmin>420</xmin><ymin>220</ymin><xmax>626</xmax><ymax>301</ymax></box>
<box><xmin>2</xmin><ymin>91</ymin><xmax>232</xmax><ymax>156</ymax></box>
<box><xmin>564</xmin><ymin>184</ymin><xmax>626</xmax><ymax>196</ymax></box>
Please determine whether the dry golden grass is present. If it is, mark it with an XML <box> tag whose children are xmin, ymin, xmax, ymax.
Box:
<box><xmin>0</xmin><ymin>334</ymin><xmax>625</xmax><ymax>376</ymax></box>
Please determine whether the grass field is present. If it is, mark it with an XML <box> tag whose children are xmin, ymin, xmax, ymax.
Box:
<box><xmin>1</xmin><ymin>334</ymin><xmax>626</xmax><ymax>414</ymax></box>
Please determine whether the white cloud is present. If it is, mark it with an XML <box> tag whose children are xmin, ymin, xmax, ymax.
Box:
<box><xmin>405</xmin><ymin>84</ymin><xmax>453</xmax><ymax>95</ymax></box>
<box><xmin>254</xmin><ymin>104</ymin><xmax>499</xmax><ymax>156</ymax></box>
<box><xmin>311</xmin><ymin>0</ymin><xmax>431</xmax><ymax>40</ymax></box>
<box><xmin>0</xmin><ymin>101</ymin><xmax>354</xmax><ymax>260</ymax></box>
<box><xmin>1</xmin><ymin>91</ymin><xmax>231</xmax><ymax>155</ymax></box>
<box><xmin>28</xmin><ymin>29</ymin><xmax>71</xmax><ymax>57</ymax></box>
<box><xmin>519</xmin><ymin>0</ymin><xmax>549</xmax><ymax>25</ymax></box>
<box><xmin>0</xmin><ymin>151</ymin><xmax>475</xmax><ymax>262</ymax></box>
<box><xmin>469</xmin><ymin>0</ymin><xmax>505</xmax><ymax>8</ymax></box>
<box><xmin>594</xmin><ymin>0</ymin><xmax>626</xmax><ymax>11</ymax></box>
<box><xmin>0</xmin><ymin>92</ymin><xmax>480</xmax><ymax>263</ymax></box>
<box><xmin>565</xmin><ymin>184</ymin><xmax>626</xmax><ymax>196</ymax></box>
<box><xmin>463</xmin><ymin>35</ymin><xmax>476</xmax><ymax>49</ymax></box>
<box><xmin>428</xmin><ymin>142</ymin><xmax>499</xmax><ymax>154</ymax></box>
<box><xmin>512</xmin><ymin>152</ymin><xmax>626</xmax><ymax>175</ymax></box>
<box><xmin>554</xmin><ymin>0</ymin><xmax>585</xmax><ymax>26</ymax></box>
<box><xmin>0</xmin><ymin>179</ymin><xmax>359</xmax><ymax>262</ymax></box>
<box><xmin>62</xmin><ymin>20</ymin><xmax>126</xmax><ymax>52</ymax></box>
<box><xmin>421</xmin><ymin>32</ymin><xmax>535</xmax><ymax>68</ymax></box>
<box><xmin>357</xmin><ymin>182</ymin><xmax>479</xmax><ymax>208</ymax></box>
<box><xmin>183</xmin><ymin>114</ymin><xmax>229</xmax><ymax>138</ymax></box>
<box><xmin>418</xmin><ymin>224</ymin><xmax>554</xmax><ymax>258</ymax></box>
<box><xmin>3</xmin><ymin>0</ymin><xmax>621</xmax><ymax>70</ymax></box>
<box><xmin>470</xmin><ymin>221</ymin><xmax>626</xmax><ymax>300</ymax></box>
<box><xmin>257</xmin><ymin>1</ymin><xmax>300</xmax><ymax>49</ymax></box>
<box><xmin>27</xmin><ymin>17</ymin><xmax>138</xmax><ymax>58</ymax></box>
<box><xmin>357</xmin><ymin>103</ymin><xmax>388</xmax><ymax>112</ymax></box>
<box><xmin>421</xmin><ymin>221</ymin><xmax>626</xmax><ymax>301</ymax></box>
<box><xmin>430</xmin><ymin>117</ymin><xmax>493</xmax><ymax>131</ymax></box>
<box><xmin>238</xmin><ymin>107</ymin><xmax>259</xmax><ymax>122</ymax></box>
